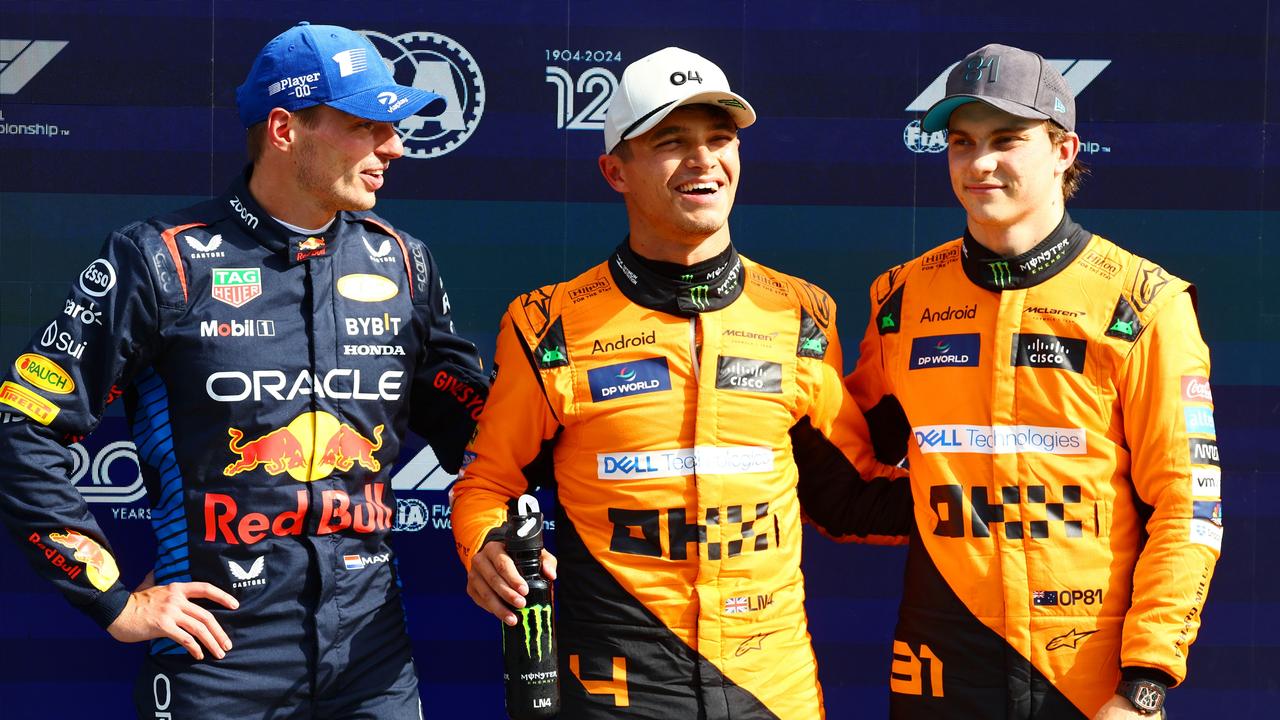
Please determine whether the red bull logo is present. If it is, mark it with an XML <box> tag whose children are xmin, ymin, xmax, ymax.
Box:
<box><xmin>223</xmin><ymin>411</ymin><xmax>383</xmax><ymax>482</ymax></box>
<box><xmin>295</xmin><ymin>236</ymin><xmax>327</xmax><ymax>261</ymax></box>
<box><xmin>204</xmin><ymin>483</ymin><xmax>393</xmax><ymax>544</ymax></box>
<box><xmin>45</xmin><ymin>529</ymin><xmax>120</xmax><ymax>591</ymax></box>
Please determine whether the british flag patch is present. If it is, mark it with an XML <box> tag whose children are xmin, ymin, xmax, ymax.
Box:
<box><xmin>725</xmin><ymin>596</ymin><xmax>749</xmax><ymax>614</ymax></box>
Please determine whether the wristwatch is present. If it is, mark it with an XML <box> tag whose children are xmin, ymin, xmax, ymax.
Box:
<box><xmin>1117</xmin><ymin>678</ymin><xmax>1166</xmax><ymax>715</ymax></box>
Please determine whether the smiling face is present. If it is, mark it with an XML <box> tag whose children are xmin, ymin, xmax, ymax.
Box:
<box><xmin>291</xmin><ymin>105</ymin><xmax>404</xmax><ymax>222</ymax></box>
<box><xmin>598</xmin><ymin>105</ymin><xmax>740</xmax><ymax>263</ymax></box>
<box><xmin>946</xmin><ymin>101</ymin><xmax>1078</xmax><ymax>253</ymax></box>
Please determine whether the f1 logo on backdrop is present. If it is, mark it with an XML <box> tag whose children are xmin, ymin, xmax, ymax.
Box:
<box><xmin>0</xmin><ymin>39</ymin><xmax>67</xmax><ymax>94</ymax></box>
<box><xmin>357</xmin><ymin>30</ymin><xmax>485</xmax><ymax>159</ymax></box>
<box><xmin>903</xmin><ymin>58</ymin><xmax>1111</xmax><ymax>154</ymax></box>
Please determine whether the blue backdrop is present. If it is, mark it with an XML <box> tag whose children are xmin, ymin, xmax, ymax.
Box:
<box><xmin>0</xmin><ymin>1</ymin><xmax>1275</xmax><ymax>716</ymax></box>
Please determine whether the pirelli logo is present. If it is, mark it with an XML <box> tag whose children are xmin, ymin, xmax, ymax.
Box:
<box><xmin>0</xmin><ymin>381</ymin><xmax>59</xmax><ymax>425</ymax></box>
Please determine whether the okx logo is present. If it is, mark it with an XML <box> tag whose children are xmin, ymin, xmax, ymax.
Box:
<box><xmin>1</xmin><ymin>40</ymin><xmax>67</xmax><ymax>94</ymax></box>
<box><xmin>902</xmin><ymin>57</ymin><xmax>1111</xmax><ymax>153</ymax></box>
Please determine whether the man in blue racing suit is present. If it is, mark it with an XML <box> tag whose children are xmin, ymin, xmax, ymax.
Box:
<box><xmin>0</xmin><ymin>22</ymin><xmax>488</xmax><ymax>718</ymax></box>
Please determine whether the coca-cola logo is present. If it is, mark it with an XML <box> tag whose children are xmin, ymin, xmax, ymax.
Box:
<box><xmin>1181</xmin><ymin>375</ymin><xmax>1213</xmax><ymax>403</ymax></box>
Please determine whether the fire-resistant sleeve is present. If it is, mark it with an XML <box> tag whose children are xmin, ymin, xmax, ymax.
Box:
<box><xmin>1116</xmin><ymin>289</ymin><xmax>1221</xmax><ymax>686</ymax></box>
<box><xmin>846</xmin><ymin>275</ymin><xmax>912</xmax><ymax>466</ymax></box>
<box><xmin>0</xmin><ymin>228</ymin><xmax>164</xmax><ymax>629</ymax></box>
<box><xmin>450</xmin><ymin>310</ymin><xmax>560</xmax><ymax>570</ymax></box>
<box><xmin>792</xmin><ymin>290</ymin><xmax>912</xmax><ymax>544</ymax></box>
<box><xmin>405</xmin><ymin>236</ymin><xmax>489</xmax><ymax>473</ymax></box>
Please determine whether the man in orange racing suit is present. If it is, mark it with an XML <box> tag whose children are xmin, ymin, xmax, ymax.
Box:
<box><xmin>451</xmin><ymin>47</ymin><xmax>911</xmax><ymax>719</ymax></box>
<box><xmin>847</xmin><ymin>44</ymin><xmax>1221</xmax><ymax>719</ymax></box>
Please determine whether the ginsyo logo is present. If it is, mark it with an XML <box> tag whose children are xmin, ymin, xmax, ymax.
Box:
<box><xmin>903</xmin><ymin>57</ymin><xmax>1111</xmax><ymax>154</ymax></box>
<box><xmin>200</xmin><ymin>319</ymin><xmax>275</xmax><ymax>338</ymax></box>
<box><xmin>357</xmin><ymin>30</ymin><xmax>485</xmax><ymax>159</ymax></box>
<box><xmin>227</xmin><ymin>556</ymin><xmax>266</xmax><ymax>589</ymax></box>
<box><xmin>184</xmin><ymin>234</ymin><xmax>225</xmax><ymax>259</ymax></box>
<box><xmin>0</xmin><ymin>40</ymin><xmax>68</xmax><ymax>95</ymax></box>
<box><xmin>909</xmin><ymin>334</ymin><xmax>980</xmax><ymax>370</ymax></box>
<box><xmin>78</xmin><ymin>259</ymin><xmax>116</xmax><ymax>298</ymax></box>
<box><xmin>587</xmin><ymin>358</ymin><xmax>671</xmax><ymax>402</ymax></box>
<box><xmin>1011</xmin><ymin>334</ymin><xmax>1087</xmax><ymax>373</ymax></box>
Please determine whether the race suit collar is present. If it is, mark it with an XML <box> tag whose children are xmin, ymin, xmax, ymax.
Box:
<box><xmin>960</xmin><ymin>211</ymin><xmax>1090</xmax><ymax>291</ymax></box>
<box><xmin>608</xmin><ymin>239</ymin><xmax>745</xmax><ymax>317</ymax></box>
<box><xmin>223</xmin><ymin>166</ymin><xmax>342</xmax><ymax>265</ymax></box>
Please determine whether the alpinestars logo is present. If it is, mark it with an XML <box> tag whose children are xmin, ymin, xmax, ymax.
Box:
<box><xmin>228</xmin><ymin>557</ymin><xmax>266</xmax><ymax>589</ymax></box>
<box><xmin>1</xmin><ymin>40</ymin><xmax>68</xmax><ymax>94</ymax></box>
<box><xmin>903</xmin><ymin>58</ymin><xmax>1111</xmax><ymax>153</ymax></box>
<box><xmin>363</xmin><ymin>236</ymin><xmax>397</xmax><ymax>263</ymax></box>
<box><xmin>358</xmin><ymin>30</ymin><xmax>485</xmax><ymax>159</ymax></box>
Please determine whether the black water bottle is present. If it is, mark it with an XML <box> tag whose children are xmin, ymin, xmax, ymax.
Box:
<box><xmin>502</xmin><ymin>494</ymin><xmax>559</xmax><ymax>719</ymax></box>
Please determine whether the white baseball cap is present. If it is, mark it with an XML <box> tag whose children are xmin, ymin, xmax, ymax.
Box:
<box><xmin>603</xmin><ymin>47</ymin><xmax>756</xmax><ymax>153</ymax></box>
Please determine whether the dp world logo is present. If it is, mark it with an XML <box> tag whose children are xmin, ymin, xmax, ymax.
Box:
<box><xmin>358</xmin><ymin>30</ymin><xmax>485</xmax><ymax>159</ymax></box>
<box><xmin>902</xmin><ymin>58</ymin><xmax>1111</xmax><ymax>153</ymax></box>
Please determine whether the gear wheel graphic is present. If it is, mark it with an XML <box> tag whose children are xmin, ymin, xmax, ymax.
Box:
<box><xmin>359</xmin><ymin>30</ymin><xmax>486</xmax><ymax>159</ymax></box>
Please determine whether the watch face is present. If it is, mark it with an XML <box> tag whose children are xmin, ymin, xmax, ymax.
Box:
<box><xmin>1130</xmin><ymin>682</ymin><xmax>1164</xmax><ymax>712</ymax></box>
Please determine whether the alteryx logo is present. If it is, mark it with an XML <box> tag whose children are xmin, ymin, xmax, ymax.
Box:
<box><xmin>1</xmin><ymin>40</ymin><xmax>67</xmax><ymax>94</ymax></box>
<box><xmin>910</xmin><ymin>334</ymin><xmax>980</xmax><ymax>370</ymax></box>
<box><xmin>1183</xmin><ymin>406</ymin><xmax>1216</xmax><ymax>436</ymax></box>
<box><xmin>902</xmin><ymin>58</ymin><xmax>1111</xmax><ymax>154</ymax></box>
<box><xmin>587</xmin><ymin>357</ymin><xmax>671</xmax><ymax>402</ymax></box>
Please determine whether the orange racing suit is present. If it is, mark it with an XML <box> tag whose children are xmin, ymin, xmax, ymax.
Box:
<box><xmin>452</xmin><ymin>242</ymin><xmax>910</xmax><ymax>719</ymax></box>
<box><xmin>848</xmin><ymin>214</ymin><xmax>1221</xmax><ymax>718</ymax></box>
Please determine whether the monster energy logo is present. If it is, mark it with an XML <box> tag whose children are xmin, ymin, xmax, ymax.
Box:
<box><xmin>989</xmin><ymin>261</ymin><xmax>1013</xmax><ymax>288</ymax></box>
<box><xmin>689</xmin><ymin>285</ymin><xmax>710</xmax><ymax>310</ymax></box>
<box><xmin>681</xmin><ymin>273</ymin><xmax>695</xmax><ymax>282</ymax></box>
<box><xmin>518</xmin><ymin>603</ymin><xmax>553</xmax><ymax>660</ymax></box>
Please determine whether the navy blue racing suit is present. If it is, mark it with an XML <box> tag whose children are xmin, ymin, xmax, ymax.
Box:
<box><xmin>0</xmin><ymin>168</ymin><xmax>488</xmax><ymax>718</ymax></box>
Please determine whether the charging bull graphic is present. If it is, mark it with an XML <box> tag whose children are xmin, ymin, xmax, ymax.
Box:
<box><xmin>48</xmin><ymin>530</ymin><xmax>120</xmax><ymax>592</ymax></box>
<box><xmin>320</xmin><ymin>423</ymin><xmax>384</xmax><ymax>472</ymax></box>
<box><xmin>224</xmin><ymin>426</ymin><xmax>306</xmax><ymax>476</ymax></box>
<box><xmin>224</xmin><ymin>411</ymin><xmax>383</xmax><ymax>481</ymax></box>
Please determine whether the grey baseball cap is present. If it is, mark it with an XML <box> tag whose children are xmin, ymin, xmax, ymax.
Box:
<box><xmin>921</xmin><ymin>44</ymin><xmax>1075</xmax><ymax>133</ymax></box>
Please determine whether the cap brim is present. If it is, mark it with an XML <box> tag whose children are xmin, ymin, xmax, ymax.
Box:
<box><xmin>621</xmin><ymin>90</ymin><xmax>756</xmax><ymax>144</ymax></box>
<box><xmin>920</xmin><ymin>95</ymin><xmax>1051</xmax><ymax>133</ymax></box>
<box><xmin>326</xmin><ymin>84</ymin><xmax>446</xmax><ymax>123</ymax></box>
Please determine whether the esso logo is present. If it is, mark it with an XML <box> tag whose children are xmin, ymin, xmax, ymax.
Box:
<box><xmin>78</xmin><ymin>259</ymin><xmax>117</xmax><ymax>297</ymax></box>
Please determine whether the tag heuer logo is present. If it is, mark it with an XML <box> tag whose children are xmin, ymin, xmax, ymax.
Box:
<box><xmin>211</xmin><ymin>268</ymin><xmax>262</xmax><ymax>308</ymax></box>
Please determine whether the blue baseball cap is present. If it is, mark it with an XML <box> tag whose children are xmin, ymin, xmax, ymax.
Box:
<box><xmin>236</xmin><ymin>22</ymin><xmax>443</xmax><ymax>128</ymax></box>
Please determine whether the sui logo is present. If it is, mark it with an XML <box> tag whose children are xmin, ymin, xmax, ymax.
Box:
<box><xmin>358</xmin><ymin>30</ymin><xmax>485</xmax><ymax>158</ymax></box>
